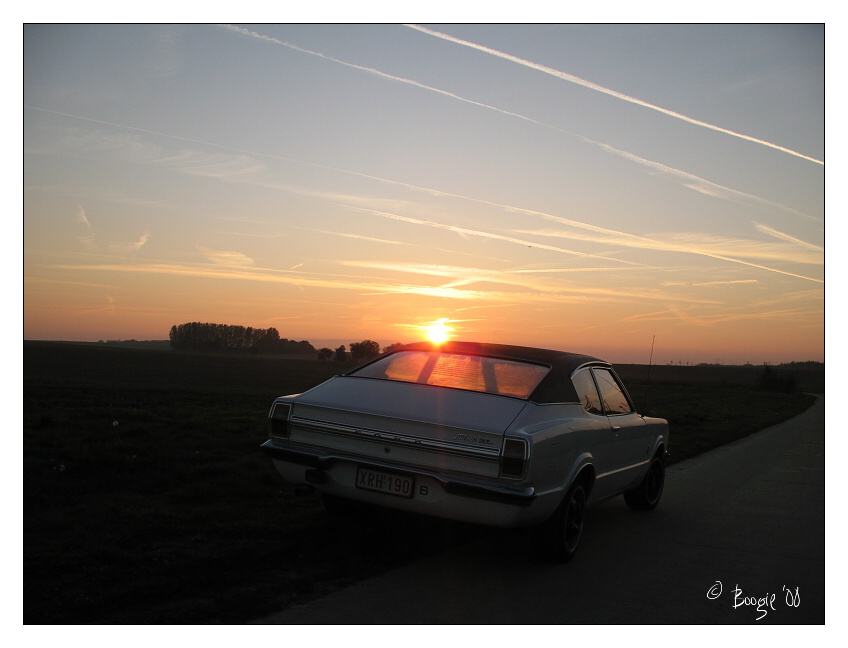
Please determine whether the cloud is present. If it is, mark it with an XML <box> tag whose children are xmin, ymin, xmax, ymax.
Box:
<box><xmin>75</xmin><ymin>205</ymin><xmax>95</xmax><ymax>249</ymax></box>
<box><xmin>404</xmin><ymin>24</ymin><xmax>823</xmax><ymax>166</ymax></box>
<box><xmin>515</xmin><ymin>224</ymin><xmax>823</xmax><ymax>283</ymax></box>
<box><xmin>661</xmin><ymin>279</ymin><xmax>759</xmax><ymax>287</ymax></box>
<box><xmin>109</xmin><ymin>231</ymin><xmax>150</xmax><ymax>255</ymax></box>
<box><xmin>339</xmin><ymin>260</ymin><xmax>564</xmax><ymax>293</ymax></box>
<box><xmin>72</xmin><ymin>295</ymin><xmax>117</xmax><ymax>317</ymax></box>
<box><xmin>53</xmin><ymin>260</ymin><xmax>720</xmax><ymax>307</ymax></box>
<box><xmin>195</xmin><ymin>246</ymin><xmax>255</xmax><ymax>267</ymax></box>
<box><xmin>31</xmin><ymin>107</ymin><xmax>821</xmax><ymax>287</ymax></box>
<box><xmin>342</xmin><ymin>205</ymin><xmax>641</xmax><ymax>266</ymax></box>
<box><xmin>620</xmin><ymin>304</ymin><xmax>818</xmax><ymax>328</ymax></box>
<box><xmin>76</xmin><ymin>205</ymin><xmax>91</xmax><ymax>228</ymax></box>
<box><xmin>754</xmin><ymin>223</ymin><xmax>823</xmax><ymax>250</ymax></box>
<box><xmin>287</xmin><ymin>225</ymin><xmax>406</xmax><ymax>247</ymax></box>
<box><xmin>33</xmin><ymin>105</ymin><xmax>817</xmax><ymax>252</ymax></box>
<box><xmin>157</xmin><ymin>151</ymin><xmax>267</xmax><ymax>178</ymax></box>
<box><xmin>134</xmin><ymin>231</ymin><xmax>150</xmax><ymax>251</ymax></box>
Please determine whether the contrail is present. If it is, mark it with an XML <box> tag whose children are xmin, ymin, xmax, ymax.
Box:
<box><xmin>404</xmin><ymin>24</ymin><xmax>823</xmax><ymax>166</ymax></box>
<box><xmin>580</xmin><ymin>136</ymin><xmax>820</xmax><ymax>222</ymax></box>
<box><xmin>43</xmin><ymin>26</ymin><xmax>809</xmax><ymax>222</ymax></box>
<box><xmin>340</xmin><ymin>204</ymin><xmax>643</xmax><ymax>267</ymax></box>
<box><xmin>219</xmin><ymin>24</ymin><xmax>556</xmax><ymax>131</ymax></box>
<box><xmin>215</xmin><ymin>26</ymin><xmax>818</xmax><ymax>219</ymax></box>
<box><xmin>754</xmin><ymin>223</ymin><xmax>823</xmax><ymax>250</ymax></box>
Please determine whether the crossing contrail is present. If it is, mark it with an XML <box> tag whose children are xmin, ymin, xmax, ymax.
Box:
<box><xmin>213</xmin><ymin>26</ymin><xmax>818</xmax><ymax>218</ymax></box>
<box><xmin>404</xmin><ymin>24</ymin><xmax>823</xmax><ymax>166</ymax></box>
<box><xmin>219</xmin><ymin>24</ymin><xmax>556</xmax><ymax>131</ymax></box>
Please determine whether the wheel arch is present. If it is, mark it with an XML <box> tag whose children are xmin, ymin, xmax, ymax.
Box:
<box><xmin>564</xmin><ymin>453</ymin><xmax>597</xmax><ymax>499</ymax></box>
<box><xmin>653</xmin><ymin>437</ymin><xmax>668</xmax><ymax>461</ymax></box>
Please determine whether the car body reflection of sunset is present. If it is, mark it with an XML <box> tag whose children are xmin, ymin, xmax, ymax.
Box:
<box><xmin>23</xmin><ymin>25</ymin><xmax>823</xmax><ymax>364</ymax></box>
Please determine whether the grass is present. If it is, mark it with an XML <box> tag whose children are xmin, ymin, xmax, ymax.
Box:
<box><xmin>23</xmin><ymin>342</ymin><xmax>819</xmax><ymax>623</ymax></box>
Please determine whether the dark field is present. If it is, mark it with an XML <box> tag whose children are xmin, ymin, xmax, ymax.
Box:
<box><xmin>23</xmin><ymin>342</ymin><xmax>820</xmax><ymax>624</ymax></box>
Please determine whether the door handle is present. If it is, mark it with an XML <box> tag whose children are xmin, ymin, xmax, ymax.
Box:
<box><xmin>612</xmin><ymin>425</ymin><xmax>621</xmax><ymax>431</ymax></box>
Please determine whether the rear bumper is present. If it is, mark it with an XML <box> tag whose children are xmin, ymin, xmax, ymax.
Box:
<box><xmin>261</xmin><ymin>439</ymin><xmax>545</xmax><ymax>527</ymax></box>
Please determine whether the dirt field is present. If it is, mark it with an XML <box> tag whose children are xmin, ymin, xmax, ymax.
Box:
<box><xmin>22</xmin><ymin>342</ymin><xmax>821</xmax><ymax>623</ymax></box>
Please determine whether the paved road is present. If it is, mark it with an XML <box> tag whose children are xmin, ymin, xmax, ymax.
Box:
<box><xmin>257</xmin><ymin>396</ymin><xmax>825</xmax><ymax>624</ymax></box>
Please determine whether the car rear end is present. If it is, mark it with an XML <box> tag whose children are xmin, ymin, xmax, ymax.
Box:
<box><xmin>261</xmin><ymin>347</ymin><xmax>553</xmax><ymax>527</ymax></box>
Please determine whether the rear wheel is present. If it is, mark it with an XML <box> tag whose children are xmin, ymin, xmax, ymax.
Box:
<box><xmin>624</xmin><ymin>454</ymin><xmax>665</xmax><ymax>510</ymax></box>
<box><xmin>540</xmin><ymin>482</ymin><xmax>587</xmax><ymax>563</ymax></box>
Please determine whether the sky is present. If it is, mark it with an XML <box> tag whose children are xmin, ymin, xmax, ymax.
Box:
<box><xmin>23</xmin><ymin>23</ymin><xmax>825</xmax><ymax>365</ymax></box>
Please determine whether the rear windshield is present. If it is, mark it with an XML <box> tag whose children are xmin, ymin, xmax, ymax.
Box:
<box><xmin>351</xmin><ymin>351</ymin><xmax>550</xmax><ymax>399</ymax></box>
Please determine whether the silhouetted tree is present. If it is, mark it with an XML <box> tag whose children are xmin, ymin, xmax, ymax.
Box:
<box><xmin>334</xmin><ymin>345</ymin><xmax>347</xmax><ymax>362</ymax></box>
<box><xmin>253</xmin><ymin>327</ymin><xmax>281</xmax><ymax>355</ymax></box>
<box><xmin>757</xmin><ymin>364</ymin><xmax>799</xmax><ymax>392</ymax></box>
<box><xmin>383</xmin><ymin>342</ymin><xmax>405</xmax><ymax>354</ymax></box>
<box><xmin>350</xmin><ymin>340</ymin><xmax>381</xmax><ymax>362</ymax></box>
<box><xmin>317</xmin><ymin>347</ymin><xmax>334</xmax><ymax>361</ymax></box>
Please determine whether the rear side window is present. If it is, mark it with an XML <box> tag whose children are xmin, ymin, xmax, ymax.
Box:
<box><xmin>571</xmin><ymin>369</ymin><xmax>603</xmax><ymax>415</ymax></box>
<box><xmin>352</xmin><ymin>351</ymin><xmax>549</xmax><ymax>399</ymax></box>
<box><xmin>592</xmin><ymin>368</ymin><xmax>633</xmax><ymax>415</ymax></box>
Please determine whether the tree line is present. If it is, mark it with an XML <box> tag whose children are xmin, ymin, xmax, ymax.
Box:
<box><xmin>169</xmin><ymin>322</ymin><xmax>316</xmax><ymax>355</ymax></box>
<box><xmin>169</xmin><ymin>322</ymin><xmax>404</xmax><ymax>361</ymax></box>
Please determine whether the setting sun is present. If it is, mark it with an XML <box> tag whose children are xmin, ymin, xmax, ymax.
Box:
<box><xmin>425</xmin><ymin>319</ymin><xmax>453</xmax><ymax>345</ymax></box>
<box><xmin>22</xmin><ymin>25</ymin><xmax>823</xmax><ymax>365</ymax></box>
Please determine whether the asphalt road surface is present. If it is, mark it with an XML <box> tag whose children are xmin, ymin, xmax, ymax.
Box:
<box><xmin>257</xmin><ymin>395</ymin><xmax>825</xmax><ymax>624</ymax></box>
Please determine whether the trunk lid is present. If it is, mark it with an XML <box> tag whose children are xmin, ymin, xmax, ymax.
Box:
<box><xmin>288</xmin><ymin>377</ymin><xmax>527</xmax><ymax>472</ymax></box>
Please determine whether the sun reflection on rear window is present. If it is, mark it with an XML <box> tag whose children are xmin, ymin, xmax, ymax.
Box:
<box><xmin>352</xmin><ymin>351</ymin><xmax>550</xmax><ymax>399</ymax></box>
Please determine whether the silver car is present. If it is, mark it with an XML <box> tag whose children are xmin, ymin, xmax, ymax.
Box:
<box><xmin>262</xmin><ymin>341</ymin><xmax>669</xmax><ymax>562</ymax></box>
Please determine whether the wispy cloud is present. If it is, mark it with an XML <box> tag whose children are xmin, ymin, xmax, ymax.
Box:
<box><xmin>621</xmin><ymin>304</ymin><xmax>820</xmax><ymax>328</ymax></box>
<box><xmin>339</xmin><ymin>260</ymin><xmax>563</xmax><ymax>293</ymax></box>
<box><xmin>581</xmin><ymin>138</ymin><xmax>821</xmax><ymax>222</ymax></box>
<box><xmin>75</xmin><ymin>204</ymin><xmax>91</xmax><ymax>228</ymax></box>
<box><xmin>195</xmin><ymin>246</ymin><xmax>255</xmax><ymax>267</ymax></box>
<box><xmin>52</xmin><ymin>261</ymin><xmax>720</xmax><ymax>307</ymax></box>
<box><xmin>72</xmin><ymin>295</ymin><xmax>117</xmax><ymax>317</ymax></box>
<box><xmin>288</xmin><ymin>225</ymin><xmax>406</xmax><ymax>247</ymax></box>
<box><xmin>282</xmin><ymin>225</ymin><xmax>511</xmax><ymax>263</ymax></box>
<box><xmin>342</xmin><ymin>205</ymin><xmax>640</xmax><ymax>266</ymax></box>
<box><xmin>75</xmin><ymin>205</ymin><xmax>95</xmax><ymax>249</ymax></box>
<box><xmin>109</xmin><ymin>231</ymin><xmax>150</xmax><ymax>255</ymax></box>
<box><xmin>404</xmin><ymin>24</ymin><xmax>823</xmax><ymax>166</ymax></box>
<box><xmin>32</xmin><ymin>106</ymin><xmax>816</xmax><ymax>262</ymax></box>
<box><xmin>754</xmin><ymin>223</ymin><xmax>823</xmax><ymax>250</ymax></box>
<box><xmin>32</xmin><ymin>107</ymin><xmax>821</xmax><ymax>287</ymax></box>
<box><xmin>515</xmin><ymin>224</ymin><xmax>823</xmax><ymax>283</ymax></box>
<box><xmin>661</xmin><ymin>279</ymin><xmax>759</xmax><ymax>287</ymax></box>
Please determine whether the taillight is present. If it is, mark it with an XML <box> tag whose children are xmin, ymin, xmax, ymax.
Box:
<box><xmin>500</xmin><ymin>437</ymin><xmax>528</xmax><ymax>479</ymax></box>
<box><xmin>269</xmin><ymin>402</ymin><xmax>292</xmax><ymax>438</ymax></box>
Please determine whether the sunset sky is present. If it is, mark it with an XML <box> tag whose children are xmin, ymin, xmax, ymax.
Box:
<box><xmin>23</xmin><ymin>23</ymin><xmax>824</xmax><ymax>364</ymax></box>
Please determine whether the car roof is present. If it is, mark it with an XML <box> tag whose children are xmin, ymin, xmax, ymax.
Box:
<box><xmin>384</xmin><ymin>341</ymin><xmax>609</xmax><ymax>403</ymax></box>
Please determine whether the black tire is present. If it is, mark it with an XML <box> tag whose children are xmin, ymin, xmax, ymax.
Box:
<box><xmin>539</xmin><ymin>482</ymin><xmax>587</xmax><ymax>563</ymax></box>
<box><xmin>624</xmin><ymin>454</ymin><xmax>665</xmax><ymax>511</ymax></box>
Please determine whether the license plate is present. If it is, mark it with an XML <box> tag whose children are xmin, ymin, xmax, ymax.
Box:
<box><xmin>355</xmin><ymin>466</ymin><xmax>414</xmax><ymax>498</ymax></box>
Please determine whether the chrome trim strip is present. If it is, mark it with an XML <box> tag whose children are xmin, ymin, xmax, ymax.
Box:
<box><xmin>596</xmin><ymin>458</ymin><xmax>650</xmax><ymax>479</ymax></box>
<box><xmin>260</xmin><ymin>439</ymin><xmax>535</xmax><ymax>504</ymax></box>
<box><xmin>291</xmin><ymin>416</ymin><xmax>501</xmax><ymax>461</ymax></box>
<box><xmin>569</xmin><ymin>361</ymin><xmax>612</xmax><ymax>377</ymax></box>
